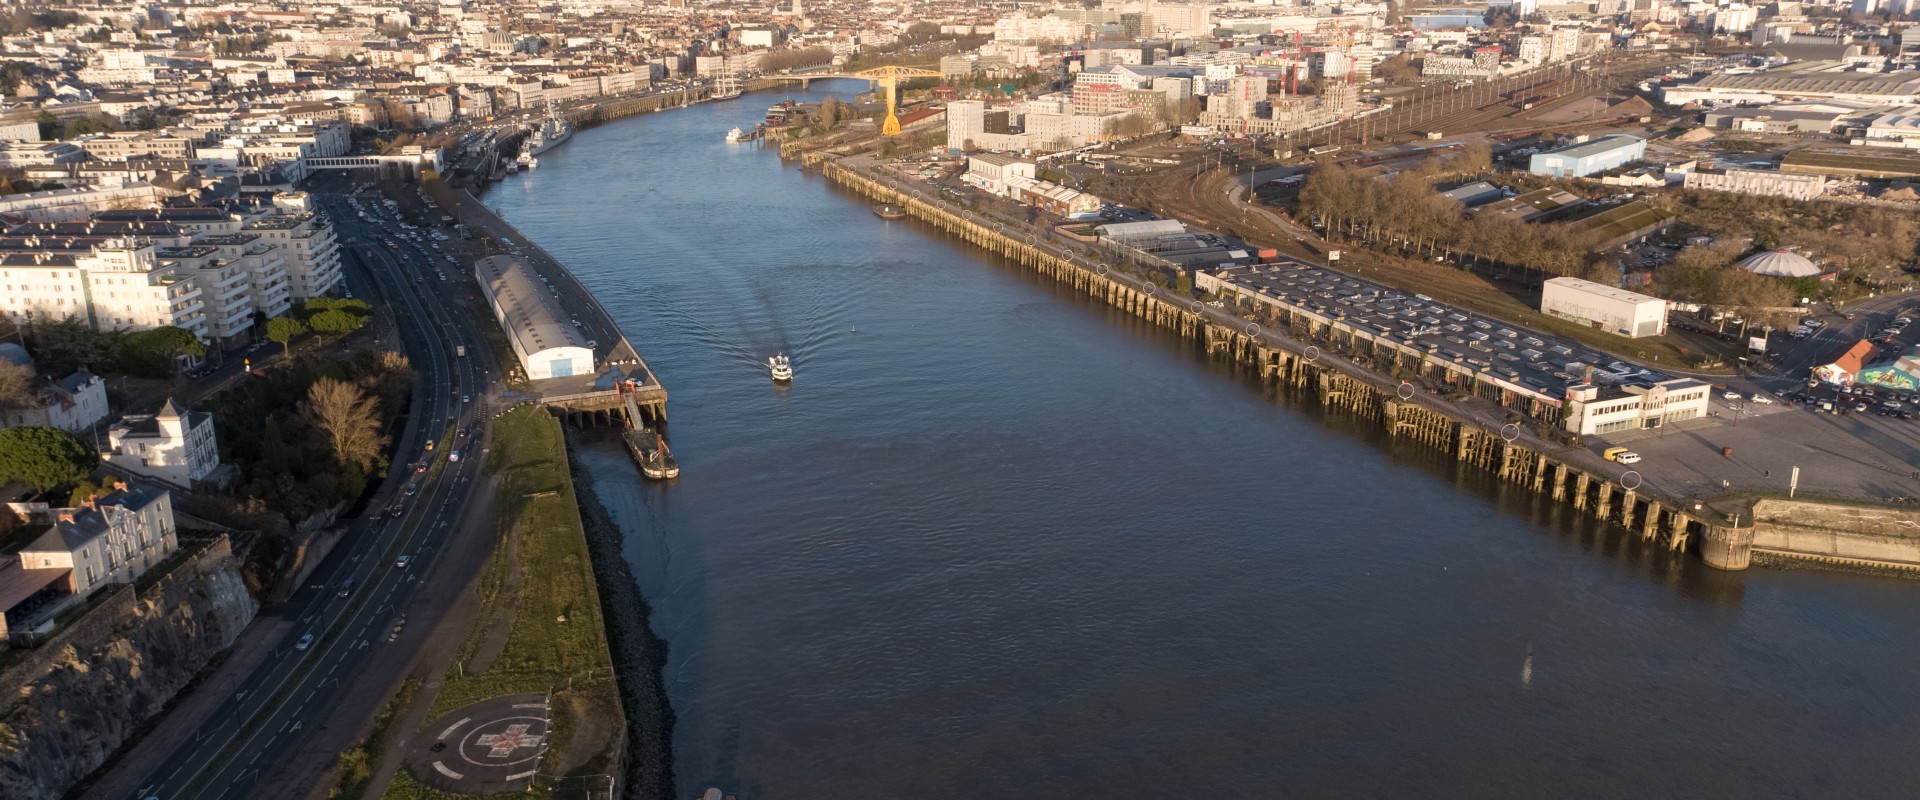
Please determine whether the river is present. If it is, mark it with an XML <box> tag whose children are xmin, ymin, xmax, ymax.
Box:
<box><xmin>484</xmin><ymin>82</ymin><xmax>1920</xmax><ymax>799</ymax></box>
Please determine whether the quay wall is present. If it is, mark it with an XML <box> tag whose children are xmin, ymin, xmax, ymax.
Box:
<box><xmin>802</xmin><ymin>152</ymin><xmax>1912</xmax><ymax>571</ymax></box>
<box><xmin>1750</xmin><ymin>499</ymin><xmax>1920</xmax><ymax>570</ymax></box>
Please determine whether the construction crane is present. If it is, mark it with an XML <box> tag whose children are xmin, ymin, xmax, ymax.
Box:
<box><xmin>853</xmin><ymin>66</ymin><xmax>943</xmax><ymax>135</ymax></box>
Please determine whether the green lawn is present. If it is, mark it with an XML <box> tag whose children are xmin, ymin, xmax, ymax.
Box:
<box><xmin>427</xmin><ymin>405</ymin><xmax>613</xmax><ymax>720</ymax></box>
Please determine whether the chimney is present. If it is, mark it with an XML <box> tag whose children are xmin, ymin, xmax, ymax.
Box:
<box><xmin>56</xmin><ymin>509</ymin><xmax>77</xmax><ymax>523</ymax></box>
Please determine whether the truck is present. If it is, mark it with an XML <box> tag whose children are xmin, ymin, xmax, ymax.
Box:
<box><xmin>455</xmin><ymin>345</ymin><xmax>466</xmax><ymax>357</ymax></box>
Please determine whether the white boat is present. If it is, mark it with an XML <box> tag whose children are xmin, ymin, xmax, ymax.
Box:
<box><xmin>725</xmin><ymin>126</ymin><xmax>749</xmax><ymax>143</ymax></box>
<box><xmin>768</xmin><ymin>354</ymin><xmax>792</xmax><ymax>383</ymax></box>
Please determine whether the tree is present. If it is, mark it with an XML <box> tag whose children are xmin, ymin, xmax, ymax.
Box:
<box><xmin>119</xmin><ymin>326</ymin><xmax>206</xmax><ymax>376</ymax></box>
<box><xmin>0</xmin><ymin>359</ymin><xmax>37</xmax><ymax>413</ymax></box>
<box><xmin>0</xmin><ymin>426</ymin><xmax>96</xmax><ymax>492</ymax></box>
<box><xmin>265</xmin><ymin>315</ymin><xmax>306</xmax><ymax>355</ymax></box>
<box><xmin>27</xmin><ymin>315</ymin><xmax>118</xmax><ymax>374</ymax></box>
<box><xmin>304</xmin><ymin>378</ymin><xmax>387</xmax><ymax>470</ymax></box>
<box><xmin>308</xmin><ymin>309</ymin><xmax>362</xmax><ymax>333</ymax></box>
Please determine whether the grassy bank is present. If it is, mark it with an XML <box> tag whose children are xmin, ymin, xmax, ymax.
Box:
<box><xmin>388</xmin><ymin>405</ymin><xmax>620</xmax><ymax>797</ymax></box>
<box><xmin>329</xmin><ymin>677</ymin><xmax>422</xmax><ymax>799</ymax></box>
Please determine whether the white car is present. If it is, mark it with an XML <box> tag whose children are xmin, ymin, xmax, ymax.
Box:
<box><xmin>395</xmin><ymin>555</ymin><xmax>413</xmax><ymax>569</ymax></box>
<box><xmin>1750</xmin><ymin>394</ymin><xmax>1774</xmax><ymax>405</ymax></box>
<box><xmin>295</xmin><ymin>633</ymin><xmax>315</xmax><ymax>651</ymax></box>
<box><xmin>1722</xmin><ymin>391</ymin><xmax>1742</xmax><ymax>401</ymax></box>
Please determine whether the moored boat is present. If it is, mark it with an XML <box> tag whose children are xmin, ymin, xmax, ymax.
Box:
<box><xmin>872</xmin><ymin>204</ymin><xmax>906</xmax><ymax>220</ymax></box>
<box><xmin>622</xmin><ymin>426</ymin><xmax>680</xmax><ymax>480</ymax></box>
<box><xmin>725</xmin><ymin>126</ymin><xmax>750</xmax><ymax>143</ymax></box>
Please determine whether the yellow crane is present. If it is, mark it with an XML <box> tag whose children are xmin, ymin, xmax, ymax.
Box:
<box><xmin>852</xmin><ymin>66</ymin><xmax>942</xmax><ymax>136</ymax></box>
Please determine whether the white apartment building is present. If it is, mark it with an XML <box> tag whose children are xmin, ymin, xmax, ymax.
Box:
<box><xmin>0</xmin><ymin>244</ymin><xmax>208</xmax><ymax>338</ymax></box>
<box><xmin>103</xmin><ymin>398</ymin><xmax>221</xmax><ymax>488</ymax></box>
<box><xmin>244</xmin><ymin>213</ymin><xmax>340</xmax><ymax>301</ymax></box>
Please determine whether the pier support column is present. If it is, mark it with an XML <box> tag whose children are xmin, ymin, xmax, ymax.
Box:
<box><xmin>1550</xmin><ymin>463</ymin><xmax>1567</xmax><ymax>501</ymax></box>
<box><xmin>1572</xmin><ymin>471</ymin><xmax>1590</xmax><ymax>510</ymax></box>
<box><xmin>1595</xmin><ymin>482</ymin><xmax>1613</xmax><ymax>521</ymax></box>
<box><xmin>1700</xmin><ymin>522</ymin><xmax>1755</xmax><ymax>570</ymax></box>
<box><xmin>1641</xmin><ymin>501</ymin><xmax>1663</xmax><ymax>541</ymax></box>
<box><xmin>1619</xmin><ymin>490</ymin><xmax>1637</xmax><ymax>529</ymax></box>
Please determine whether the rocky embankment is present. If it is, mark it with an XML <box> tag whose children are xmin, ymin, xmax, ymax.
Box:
<box><xmin>0</xmin><ymin>536</ymin><xmax>256</xmax><ymax>800</ymax></box>
<box><xmin>566</xmin><ymin>433</ymin><xmax>676</xmax><ymax>800</ymax></box>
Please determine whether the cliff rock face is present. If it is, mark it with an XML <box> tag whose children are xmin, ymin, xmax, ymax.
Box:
<box><xmin>0</xmin><ymin>537</ymin><xmax>257</xmax><ymax>800</ymax></box>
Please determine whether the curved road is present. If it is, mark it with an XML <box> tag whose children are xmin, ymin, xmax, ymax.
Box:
<box><xmin>119</xmin><ymin>178</ymin><xmax>496</xmax><ymax>800</ymax></box>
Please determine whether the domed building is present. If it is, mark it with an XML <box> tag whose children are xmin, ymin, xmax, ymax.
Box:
<box><xmin>1738</xmin><ymin>249</ymin><xmax>1822</xmax><ymax>278</ymax></box>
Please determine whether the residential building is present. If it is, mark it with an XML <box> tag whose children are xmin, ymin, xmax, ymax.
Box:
<box><xmin>0</xmin><ymin>482</ymin><xmax>179</xmax><ymax>639</ymax></box>
<box><xmin>103</xmin><ymin>398</ymin><xmax>221</xmax><ymax>488</ymax></box>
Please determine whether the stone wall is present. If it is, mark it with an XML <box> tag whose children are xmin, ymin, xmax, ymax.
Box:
<box><xmin>0</xmin><ymin>535</ymin><xmax>258</xmax><ymax>800</ymax></box>
<box><xmin>1750</xmin><ymin>499</ymin><xmax>1920</xmax><ymax>568</ymax></box>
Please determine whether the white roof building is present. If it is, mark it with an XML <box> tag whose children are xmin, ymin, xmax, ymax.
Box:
<box><xmin>473</xmin><ymin>255</ymin><xmax>593</xmax><ymax>381</ymax></box>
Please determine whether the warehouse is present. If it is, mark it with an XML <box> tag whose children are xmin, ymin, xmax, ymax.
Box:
<box><xmin>1529</xmin><ymin>135</ymin><xmax>1646</xmax><ymax>178</ymax></box>
<box><xmin>474</xmin><ymin>255</ymin><xmax>594</xmax><ymax>380</ymax></box>
<box><xmin>1539</xmin><ymin>277</ymin><xmax>1668</xmax><ymax>338</ymax></box>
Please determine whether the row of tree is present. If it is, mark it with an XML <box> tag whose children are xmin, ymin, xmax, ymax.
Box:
<box><xmin>1297</xmin><ymin>160</ymin><xmax>1615</xmax><ymax>282</ymax></box>
<box><xmin>265</xmin><ymin>297</ymin><xmax>376</xmax><ymax>354</ymax></box>
<box><xmin>212</xmin><ymin>349</ymin><xmax>408</xmax><ymax>522</ymax></box>
<box><xmin>23</xmin><ymin>318</ymin><xmax>206</xmax><ymax>378</ymax></box>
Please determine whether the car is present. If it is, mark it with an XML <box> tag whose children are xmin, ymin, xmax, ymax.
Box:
<box><xmin>405</xmin><ymin>483</ymin><xmax>417</xmax><ymax>496</ymax></box>
<box><xmin>1722</xmin><ymin>391</ymin><xmax>1742</xmax><ymax>400</ymax></box>
<box><xmin>415</xmin><ymin>462</ymin><xmax>427</xmax><ymax>473</ymax></box>
<box><xmin>462</xmin><ymin>395</ymin><xmax>470</xmax><ymax>404</ymax></box>
<box><xmin>338</xmin><ymin>579</ymin><xmax>355</xmax><ymax>597</ymax></box>
<box><xmin>390</xmin><ymin>504</ymin><xmax>404</xmax><ymax>517</ymax></box>
<box><xmin>1885</xmin><ymin>400</ymin><xmax>1904</xmax><ymax>410</ymax></box>
<box><xmin>295</xmin><ymin>633</ymin><xmax>315</xmax><ymax>651</ymax></box>
<box><xmin>1751</xmin><ymin>394</ymin><xmax>1774</xmax><ymax>404</ymax></box>
<box><xmin>395</xmin><ymin>555</ymin><xmax>413</xmax><ymax>569</ymax></box>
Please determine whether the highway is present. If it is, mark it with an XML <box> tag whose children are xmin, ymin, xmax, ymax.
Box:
<box><xmin>119</xmin><ymin>176</ymin><xmax>496</xmax><ymax>800</ymax></box>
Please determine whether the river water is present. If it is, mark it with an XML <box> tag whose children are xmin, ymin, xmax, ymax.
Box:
<box><xmin>485</xmin><ymin>83</ymin><xmax>1920</xmax><ymax>799</ymax></box>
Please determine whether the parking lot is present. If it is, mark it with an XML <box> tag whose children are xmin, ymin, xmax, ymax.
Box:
<box><xmin>1212</xmin><ymin>261</ymin><xmax>1674</xmax><ymax>401</ymax></box>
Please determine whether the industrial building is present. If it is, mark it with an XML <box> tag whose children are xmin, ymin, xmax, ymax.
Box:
<box><xmin>474</xmin><ymin>255</ymin><xmax>594</xmax><ymax>381</ymax></box>
<box><xmin>1529</xmin><ymin>135</ymin><xmax>1646</xmax><ymax>178</ymax></box>
<box><xmin>1682</xmin><ymin>167</ymin><xmax>1828</xmax><ymax>200</ymax></box>
<box><xmin>1562</xmin><ymin>378</ymin><xmax>1712</xmax><ymax>435</ymax></box>
<box><xmin>1539</xmin><ymin>277</ymin><xmax>1668</xmax><ymax>338</ymax></box>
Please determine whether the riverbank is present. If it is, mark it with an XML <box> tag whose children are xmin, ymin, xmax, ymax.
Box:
<box><xmin>407</xmin><ymin>405</ymin><xmax>624</xmax><ymax>794</ymax></box>
<box><xmin>799</xmin><ymin>151</ymin><xmax>1920</xmax><ymax>574</ymax></box>
<box><xmin>567</xmin><ymin>429</ymin><xmax>677</xmax><ymax>800</ymax></box>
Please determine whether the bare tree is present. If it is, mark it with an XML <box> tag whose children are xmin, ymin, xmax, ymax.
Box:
<box><xmin>0</xmin><ymin>360</ymin><xmax>37</xmax><ymax>413</ymax></box>
<box><xmin>303</xmin><ymin>377</ymin><xmax>387</xmax><ymax>470</ymax></box>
